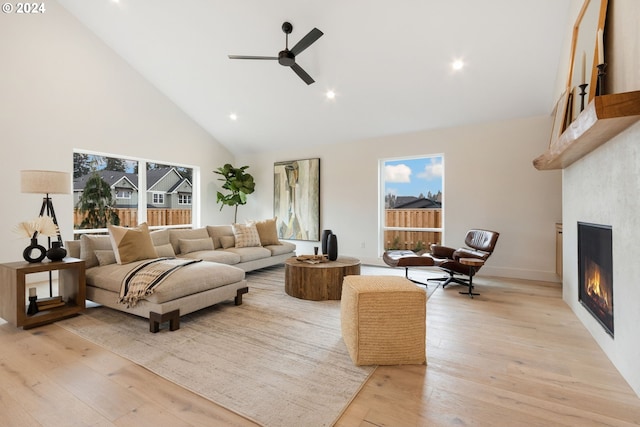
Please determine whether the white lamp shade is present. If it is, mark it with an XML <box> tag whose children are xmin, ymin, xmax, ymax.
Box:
<box><xmin>21</xmin><ymin>170</ymin><xmax>71</xmax><ymax>195</ymax></box>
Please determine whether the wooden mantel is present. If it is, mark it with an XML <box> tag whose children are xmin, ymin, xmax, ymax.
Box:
<box><xmin>533</xmin><ymin>90</ymin><xmax>640</xmax><ymax>170</ymax></box>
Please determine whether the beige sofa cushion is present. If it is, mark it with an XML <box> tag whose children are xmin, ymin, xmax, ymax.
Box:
<box><xmin>179</xmin><ymin>237</ymin><xmax>214</xmax><ymax>254</ymax></box>
<box><xmin>80</xmin><ymin>234</ymin><xmax>112</xmax><ymax>268</ymax></box>
<box><xmin>169</xmin><ymin>228</ymin><xmax>210</xmax><ymax>254</ymax></box>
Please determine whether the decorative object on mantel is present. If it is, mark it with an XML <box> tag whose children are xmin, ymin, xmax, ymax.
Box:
<box><xmin>578</xmin><ymin>83</ymin><xmax>588</xmax><ymax>112</ymax></box>
<box><xmin>533</xmin><ymin>91</ymin><xmax>640</xmax><ymax>170</ymax></box>
<box><xmin>596</xmin><ymin>63</ymin><xmax>607</xmax><ymax>96</ymax></box>
<box><xmin>14</xmin><ymin>216</ymin><xmax>58</xmax><ymax>263</ymax></box>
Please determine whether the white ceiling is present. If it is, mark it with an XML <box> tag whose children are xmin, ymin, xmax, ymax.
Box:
<box><xmin>57</xmin><ymin>0</ymin><xmax>571</xmax><ymax>156</ymax></box>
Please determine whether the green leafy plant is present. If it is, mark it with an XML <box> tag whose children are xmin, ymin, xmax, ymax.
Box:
<box><xmin>214</xmin><ymin>164</ymin><xmax>256</xmax><ymax>223</ymax></box>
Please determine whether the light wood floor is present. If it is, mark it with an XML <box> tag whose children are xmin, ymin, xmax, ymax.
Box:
<box><xmin>2</xmin><ymin>275</ymin><xmax>640</xmax><ymax>426</ymax></box>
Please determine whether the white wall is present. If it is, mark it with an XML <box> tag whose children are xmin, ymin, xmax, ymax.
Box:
<box><xmin>238</xmin><ymin>115</ymin><xmax>563</xmax><ymax>282</ymax></box>
<box><xmin>0</xmin><ymin>1</ymin><xmax>236</xmax><ymax>264</ymax></box>
<box><xmin>562</xmin><ymin>0</ymin><xmax>640</xmax><ymax>396</ymax></box>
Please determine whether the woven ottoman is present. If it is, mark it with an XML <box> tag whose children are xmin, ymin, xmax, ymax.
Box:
<box><xmin>340</xmin><ymin>275</ymin><xmax>426</xmax><ymax>366</ymax></box>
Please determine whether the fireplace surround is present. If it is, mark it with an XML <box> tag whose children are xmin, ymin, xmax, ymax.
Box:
<box><xmin>577</xmin><ymin>222</ymin><xmax>614</xmax><ymax>337</ymax></box>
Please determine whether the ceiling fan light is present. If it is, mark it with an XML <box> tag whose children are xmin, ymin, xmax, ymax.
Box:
<box><xmin>325</xmin><ymin>90</ymin><xmax>336</xmax><ymax>99</ymax></box>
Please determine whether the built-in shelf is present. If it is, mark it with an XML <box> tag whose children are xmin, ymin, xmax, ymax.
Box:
<box><xmin>533</xmin><ymin>90</ymin><xmax>640</xmax><ymax>170</ymax></box>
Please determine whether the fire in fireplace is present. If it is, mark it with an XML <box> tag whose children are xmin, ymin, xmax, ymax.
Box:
<box><xmin>578</xmin><ymin>222</ymin><xmax>613</xmax><ymax>337</ymax></box>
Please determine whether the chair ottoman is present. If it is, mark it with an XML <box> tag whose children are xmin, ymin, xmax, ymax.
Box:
<box><xmin>340</xmin><ymin>275</ymin><xmax>426</xmax><ymax>366</ymax></box>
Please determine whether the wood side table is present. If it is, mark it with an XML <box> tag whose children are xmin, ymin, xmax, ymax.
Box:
<box><xmin>0</xmin><ymin>257</ymin><xmax>86</xmax><ymax>329</ymax></box>
<box><xmin>284</xmin><ymin>256</ymin><xmax>361</xmax><ymax>300</ymax></box>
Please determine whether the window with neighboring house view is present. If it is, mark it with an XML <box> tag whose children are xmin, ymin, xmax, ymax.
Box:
<box><xmin>73</xmin><ymin>151</ymin><xmax>196</xmax><ymax>234</ymax></box>
<box><xmin>381</xmin><ymin>155</ymin><xmax>443</xmax><ymax>253</ymax></box>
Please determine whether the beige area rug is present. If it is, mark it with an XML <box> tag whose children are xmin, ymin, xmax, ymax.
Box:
<box><xmin>58</xmin><ymin>264</ymin><xmax>437</xmax><ymax>426</ymax></box>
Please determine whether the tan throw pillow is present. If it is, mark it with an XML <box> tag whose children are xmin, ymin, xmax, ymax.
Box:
<box><xmin>251</xmin><ymin>218</ymin><xmax>281</xmax><ymax>246</ymax></box>
<box><xmin>108</xmin><ymin>222</ymin><xmax>158</xmax><ymax>264</ymax></box>
<box><xmin>219</xmin><ymin>235</ymin><xmax>235</xmax><ymax>249</ymax></box>
<box><xmin>155</xmin><ymin>243</ymin><xmax>176</xmax><ymax>258</ymax></box>
<box><xmin>179</xmin><ymin>238</ymin><xmax>214</xmax><ymax>254</ymax></box>
<box><xmin>94</xmin><ymin>249</ymin><xmax>117</xmax><ymax>266</ymax></box>
<box><xmin>232</xmin><ymin>223</ymin><xmax>261</xmax><ymax>248</ymax></box>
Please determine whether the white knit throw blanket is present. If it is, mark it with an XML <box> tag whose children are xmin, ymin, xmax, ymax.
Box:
<box><xmin>118</xmin><ymin>257</ymin><xmax>202</xmax><ymax>308</ymax></box>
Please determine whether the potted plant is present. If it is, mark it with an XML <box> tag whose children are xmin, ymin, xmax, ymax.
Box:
<box><xmin>214</xmin><ymin>164</ymin><xmax>256</xmax><ymax>223</ymax></box>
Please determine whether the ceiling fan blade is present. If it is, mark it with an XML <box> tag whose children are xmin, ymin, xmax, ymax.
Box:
<box><xmin>290</xmin><ymin>28</ymin><xmax>323</xmax><ymax>56</ymax></box>
<box><xmin>290</xmin><ymin>63</ymin><xmax>315</xmax><ymax>85</ymax></box>
<box><xmin>228</xmin><ymin>55</ymin><xmax>278</xmax><ymax>60</ymax></box>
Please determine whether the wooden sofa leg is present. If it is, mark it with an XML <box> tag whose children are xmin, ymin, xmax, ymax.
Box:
<box><xmin>235</xmin><ymin>287</ymin><xmax>249</xmax><ymax>305</ymax></box>
<box><xmin>149</xmin><ymin>309</ymin><xmax>180</xmax><ymax>333</ymax></box>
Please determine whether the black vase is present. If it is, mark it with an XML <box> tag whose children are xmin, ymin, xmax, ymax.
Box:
<box><xmin>321</xmin><ymin>229</ymin><xmax>333</xmax><ymax>255</ymax></box>
<box><xmin>327</xmin><ymin>233</ymin><xmax>338</xmax><ymax>261</ymax></box>
<box><xmin>23</xmin><ymin>238</ymin><xmax>46</xmax><ymax>263</ymax></box>
<box><xmin>46</xmin><ymin>241</ymin><xmax>67</xmax><ymax>261</ymax></box>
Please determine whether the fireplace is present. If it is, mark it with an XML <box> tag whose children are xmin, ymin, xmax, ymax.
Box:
<box><xmin>578</xmin><ymin>222</ymin><xmax>613</xmax><ymax>337</ymax></box>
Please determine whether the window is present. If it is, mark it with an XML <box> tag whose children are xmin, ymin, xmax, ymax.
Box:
<box><xmin>381</xmin><ymin>155</ymin><xmax>443</xmax><ymax>253</ymax></box>
<box><xmin>152</xmin><ymin>193</ymin><xmax>165</xmax><ymax>205</ymax></box>
<box><xmin>73</xmin><ymin>150</ymin><xmax>196</xmax><ymax>233</ymax></box>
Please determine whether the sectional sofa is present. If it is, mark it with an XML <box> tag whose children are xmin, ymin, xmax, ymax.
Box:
<box><xmin>66</xmin><ymin>220</ymin><xmax>296</xmax><ymax>331</ymax></box>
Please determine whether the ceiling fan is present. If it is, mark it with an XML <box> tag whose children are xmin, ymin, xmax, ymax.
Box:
<box><xmin>228</xmin><ymin>22</ymin><xmax>323</xmax><ymax>85</ymax></box>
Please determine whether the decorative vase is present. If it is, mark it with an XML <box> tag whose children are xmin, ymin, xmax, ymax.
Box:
<box><xmin>327</xmin><ymin>233</ymin><xmax>338</xmax><ymax>261</ymax></box>
<box><xmin>23</xmin><ymin>237</ymin><xmax>46</xmax><ymax>263</ymax></box>
<box><xmin>321</xmin><ymin>229</ymin><xmax>333</xmax><ymax>255</ymax></box>
<box><xmin>46</xmin><ymin>241</ymin><xmax>67</xmax><ymax>261</ymax></box>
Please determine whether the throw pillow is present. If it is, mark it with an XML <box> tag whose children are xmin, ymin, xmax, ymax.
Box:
<box><xmin>250</xmin><ymin>217</ymin><xmax>281</xmax><ymax>246</ymax></box>
<box><xmin>154</xmin><ymin>243</ymin><xmax>176</xmax><ymax>258</ymax></box>
<box><xmin>219</xmin><ymin>235</ymin><xmax>235</xmax><ymax>249</ymax></box>
<box><xmin>79</xmin><ymin>234</ymin><xmax>112</xmax><ymax>268</ymax></box>
<box><xmin>179</xmin><ymin>238</ymin><xmax>214</xmax><ymax>254</ymax></box>
<box><xmin>232</xmin><ymin>223</ymin><xmax>262</xmax><ymax>248</ymax></box>
<box><xmin>94</xmin><ymin>249</ymin><xmax>117</xmax><ymax>266</ymax></box>
<box><xmin>108</xmin><ymin>222</ymin><xmax>158</xmax><ymax>264</ymax></box>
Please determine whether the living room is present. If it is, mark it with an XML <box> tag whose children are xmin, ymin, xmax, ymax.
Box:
<box><xmin>2</xmin><ymin>0</ymin><xmax>640</xmax><ymax>425</ymax></box>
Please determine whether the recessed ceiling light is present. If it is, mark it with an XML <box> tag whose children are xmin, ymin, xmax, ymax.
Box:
<box><xmin>229</xmin><ymin>113</ymin><xmax>238</xmax><ymax>121</ymax></box>
<box><xmin>325</xmin><ymin>90</ymin><xmax>336</xmax><ymax>100</ymax></box>
<box><xmin>452</xmin><ymin>59</ymin><xmax>464</xmax><ymax>71</ymax></box>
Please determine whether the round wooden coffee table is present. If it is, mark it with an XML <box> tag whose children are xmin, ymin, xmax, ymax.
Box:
<box><xmin>284</xmin><ymin>256</ymin><xmax>361</xmax><ymax>300</ymax></box>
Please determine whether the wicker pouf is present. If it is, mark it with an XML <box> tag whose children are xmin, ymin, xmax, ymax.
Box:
<box><xmin>340</xmin><ymin>275</ymin><xmax>426</xmax><ymax>366</ymax></box>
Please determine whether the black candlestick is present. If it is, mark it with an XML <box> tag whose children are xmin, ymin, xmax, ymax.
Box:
<box><xmin>27</xmin><ymin>296</ymin><xmax>39</xmax><ymax>315</ymax></box>
<box><xmin>596</xmin><ymin>63</ymin><xmax>607</xmax><ymax>96</ymax></box>
<box><xmin>578</xmin><ymin>84</ymin><xmax>588</xmax><ymax>112</ymax></box>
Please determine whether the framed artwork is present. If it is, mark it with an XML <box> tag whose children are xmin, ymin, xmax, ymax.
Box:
<box><xmin>274</xmin><ymin>158</ymin><xmax>320</xmax><ymax>241</ymax></box>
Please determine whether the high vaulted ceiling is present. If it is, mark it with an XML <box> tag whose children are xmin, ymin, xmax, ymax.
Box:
<box><xmin>57</xmin><ymin>0</ymin><xmax>571</xmax><ymax>156</ymax></box>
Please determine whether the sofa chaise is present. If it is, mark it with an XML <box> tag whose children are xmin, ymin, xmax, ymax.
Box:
<box><xmin>66</xmin><ymin>220</ymin><xmax>296</xmax><ymax>331</ymax></box>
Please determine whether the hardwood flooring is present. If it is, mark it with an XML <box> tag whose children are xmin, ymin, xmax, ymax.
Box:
<box><xmin>2</xmin><ymin>274</ymin><xmax>640</xmax><ymax>426</ymax></box>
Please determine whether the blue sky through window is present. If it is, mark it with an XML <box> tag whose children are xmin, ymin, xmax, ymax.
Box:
<box><xmin>384</xmin><ymin>156</ymin><xmax>443</xmax><ymax>198</ymax></box>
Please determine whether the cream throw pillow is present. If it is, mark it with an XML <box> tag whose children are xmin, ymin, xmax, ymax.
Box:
<box><xmin>232</xmin><ymin>223</ymin><xmax>261</xmax><ymax>248</ymax></box>
<box><xmin>251</xmin><ymin>218</ymin><xmax>281</xmax><ymax>246</ymax></box>
<box><xmin>108</xmin><ymin>222</ymin><xmax>158</xmax><ymax>264</ymax></box>
<box><xmin>219</xmin><ymin>235</ymin><xmax>235</xmax><ymax>249</ymax></box>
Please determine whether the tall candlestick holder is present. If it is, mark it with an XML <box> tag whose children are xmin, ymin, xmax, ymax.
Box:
<box><xmin>596</xmin><ymin>63</ymin><xmax>607</xmax><ymax>96</ymax></box>
<box><xmin>27</xmin><ymin>296</ymin><xmax>39</xmax><ymax>315</ymax></box>
<box><xmin>578</xmin><ymin>84</ymin><xmax>588</xmax><ymax>112</ymax></box>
